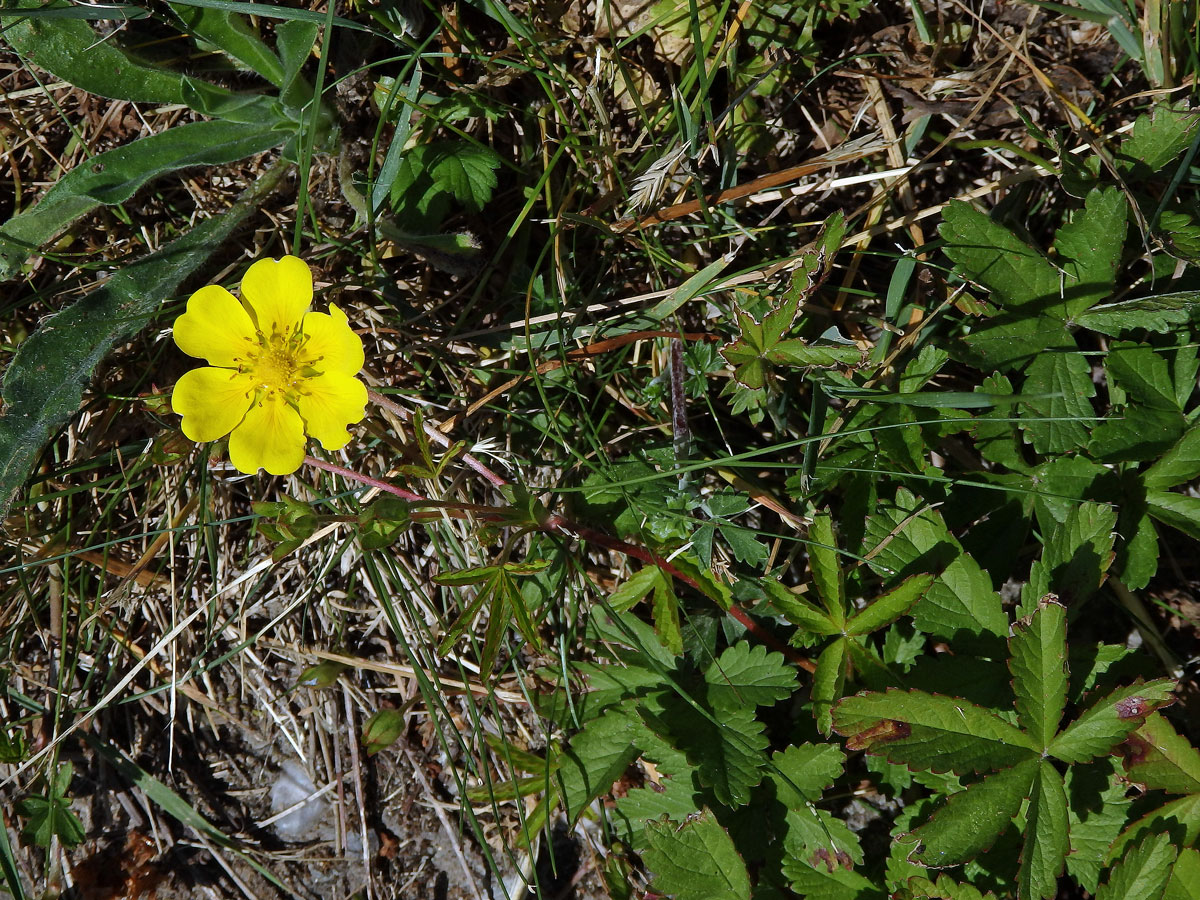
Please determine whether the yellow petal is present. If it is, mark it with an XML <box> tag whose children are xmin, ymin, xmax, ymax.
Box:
<box><xmin>297</xmin><ymin>372</ymin><xmax>367</xmax><ymax>450</ymax></box>
<box><xmin>239</xmin><ymin>256</ymin><xmax>312</xmax><ymax>337</ymax></box>
<box><xmin>227</xmin><ymin>393</ymin><xmax>306</xmax><ymax>475</ymax></box>
<box><xmin>298</xmin><ymin>304</ymin><xmax>364</xmax><ymax>377</ymax></box>
<box><xmin>173</xmin><ymin>285</ymin><xmax>256</xmax><ymax>366</ymax></box>
<box><xmin>172</xmin><ymin>367</ymin><xmax>255</xmax><ymax>442</ymax></box>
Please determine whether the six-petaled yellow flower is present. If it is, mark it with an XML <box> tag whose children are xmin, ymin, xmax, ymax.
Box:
<box><xmin>172</xmin><ymin>255</ymin><xmax>367</xmax><ymax>475</ymax></box>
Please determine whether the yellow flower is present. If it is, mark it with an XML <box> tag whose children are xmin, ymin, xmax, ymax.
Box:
<box><xmin>171</xmin><ymin>256</ymin><xmax>367</xmax><ymax>475</ymax></box>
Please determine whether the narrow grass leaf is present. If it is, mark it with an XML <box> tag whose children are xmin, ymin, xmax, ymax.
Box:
<box><xmin>643</xmin><ymin>810</ymin><xmax>751</xmax><ymax>900</ymax></box>
<box><xmin>1008</xmin><ymin>599</ymin><xmax>1068</xmax><ymax>750</ymax></box>
<box><xmin>833</xmin><ymin>689</ymin><xmax>1038</xmax><ymax>774</ymax></box>
<box><xmin>911</xmin><ymin>758</ymin><xmax>1039</xmax><ymax>867</ymax></box>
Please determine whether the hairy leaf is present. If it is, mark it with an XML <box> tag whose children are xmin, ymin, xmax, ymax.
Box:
<box><xmin>5</xmin><ymin>0</ymin><xmax>185</xmax><ymax>103</ymax></box>
<box><xmin>0</xmin><ymin>164</ymin><xmax>286</xmax><ymax>516</ymax></box>
<box><xmin>768</xmin><ymin>743</ymin><xmax>846</xmax><ymax>807</ymax></box>
<box><xmin>1075</xmin><ymin>292</ymin><xmax>1200</xmax><ymax>335</ymax></box>
<box><xmin>648</xmin><ymin>701</ymin><xmax>769</xmax><ymax>807</ymax></box>
<box><xmin>846</xmin><ymin>573</ymin><xmax>934</xmax><ymax>636</ymax></box>
<box><xmin>808</xmin><ymin>512</ymin><xmax>846</xmax><ymax>627</ymax></box>
<box><xmin>0</xmin><ymin>121</ymin><xmax>284</xmax><ymax>281</ymax></box>
<box><xmin>1118</xmin><ymin>101</ymin><xmax>1200</xmax><ymax>175</ymax></box>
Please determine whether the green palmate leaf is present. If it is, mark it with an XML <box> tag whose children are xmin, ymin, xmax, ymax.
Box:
<box><xmin>863</xmin><ymin>489</ymin><xmax>1007</xmax><ymax>640</ymax></box>
<box><xmin>909</xmin><ymin>758</ymin><xmax>1039</xmax><ymax>867</ymax></box>
<box><xmin>1097</xmin><ymin>832</ymin><xmax>1176</xmax><ymax>900</ymax></box>
<box><xmin>4</xmin><ymin>0</ymin><xmax>186</xmax><ymax>103</ymax></box>
<box><xmin>556</xmin><ymin>710</ymin><xmax>641</xmax><ymax>824</ymax></box>
<box><xmin>765</xmin><ymin>340</ymin><xmax>863</xmax><ymax>368</ymax></box>
<box><xmin>940</xmin><ymin>201</ymin><xmax>1061</xmax><ymax>311</ymax></box>
<box><xmin>1019</xmin><ymin>351</ymin><xmax>1096</xmax><ymax>454</ymax></box>
<box><xmin>615</xmin><ymin>772</ymin><xmax>704</xmax><ymax>845</ymax></box>
<box><xmin>0</xmin><ymin>161</ymin><xmax>287</xmax><ymax>517</ymax></box>
<box><xmin>781</xmin><ymin>806</ymin><xmax>864</xmax><ymax>877</ymax></box>
<box><xmin>899</xmin><ymin>874</ymin><xmax>997</xmax><ymax>899</ymax></box>
<box><xmin>390</xmin><ymin>141</ymin><xmax>502</xmax><ymax>230</ymax></box>
<box><xmin>1048</xmin><ymin>678</ymin><xmax>1177</xmax><ymax>763</ymax></box>
<box><xmin>1074</xmin><ymin>292</ymin><xmax>1200</xmax><ymax>335</ymax></box>
<box><xmin>169</xmin><ymin>2</ymin><xmax>285</xmax><ymax>85</ymax></box>
<box><xmin>1021</xmin><ymin>501</ymin><xmax>1117</xmax><ymax>611</ymax></box>
<box><xmin>812</xmin><ymin>638</ymin><xmax>848</xmax><ymax>736</ymax></box>
<box><xmin>609</xmin><ymin>565</ymin><xmax>669</xmax><ymax>612</ymax></box>
<box><xmin>1114</xmin><ymin>794</ymin><xmax>1200</xmax><ymax>860</ymax></box>
<box><xmin>1146</xmin><ymin>490</ymin><xmax>1200</xmax><ymax>540</ymax></box>
<box><xmin>763</xmin><ymin>580</ymin><xmax>840</xmax><ymax>636</ymax></box>
<box><xmin>703</xmin><ymin>642</ymin><xmax>798</xmax><ymax>710</ymax></box>
<box><xmin>1143</xmin><ymin>426</ymin><xmax>1200</xmax><ymax>490</ymax></box>
<box><xmin>1118</xmin><ymin>101</ymin><xmax>1200</xmax><ymax>175</ymax></box>
<box><xmin>808</xmin><ymin>512</ymin><xmax>846</xmax><ymax>627</ymax></box>
<box><xmin>783</xmin><ymin>857</ymin><xmax>884</xmax><ymax>900</ymax></box>
<box><xmin>649</xmin><ymin>701</ymin><xmax>768</xmax><ymax>807</ymax></box>
<box><xmin>1052</xmin><ymin>187</ymin><xmax>1127</xmax><ymax>319</ymax></box>
<box><xmin>846</xmin><ymin>573</ymin><xmax>934</xmax><ymax>636</ymax></box>
<box><xmin>958</xmin><ymin>313</ymin><xmax>1073</xmax><ymax>372</ymax></box>
<box><xmin>643</xmin><ymin>810</ymin><xmax>751</xmax><ymax>900</ymax></box>
<box><xmin>0</xmin><ymin>120</ymin><xmax>285</xmax><ymax>280</ymax></box>
<box><xmin>1067</xmin><ymin>761</ymin><xmax>1133</xmax><ymax>893</ymax></box>
<box><xmin>1089</xmin><ymin>404</ymin><xmax>1185</xmax><ymax>465</ymax></box>
<box><xmin>1008</xmin><ymin>599</ymin><xmax>1067</xmax><ymax>750</ymax></box>
<box><xmin>832</xmin><ymin>690</ymin><xmax>1038</xmax><ymax>774</ymax></box>
<box><xmin>768</xmin><ymin>743</ymin><xmax>846</xmax><ymax>807</ymax></box>
<box><xmin>1019</xmin><ymin>760</ymin><xmax>1069</xmax><ymax>900</ymax></box>
<box><xmin>1167</xmin><ymin>848</ymin><xmax>1200</xmax><ymax>900</ymax></box>
<box><xmin>1120</xmin><ymin>713</ymin><xmax>1200</xmax><ymax>794</ymax></box>
<box><xmin>1106</xmin><ymin>342</ymin><xmax>1181</xmax><ymax>410</ymax></box>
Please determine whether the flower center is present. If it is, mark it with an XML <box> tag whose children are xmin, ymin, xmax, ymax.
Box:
<box><xmin>249</xmin><ymin>333</ymin><xmax>303</xmax><ymax>396</ymax></box>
